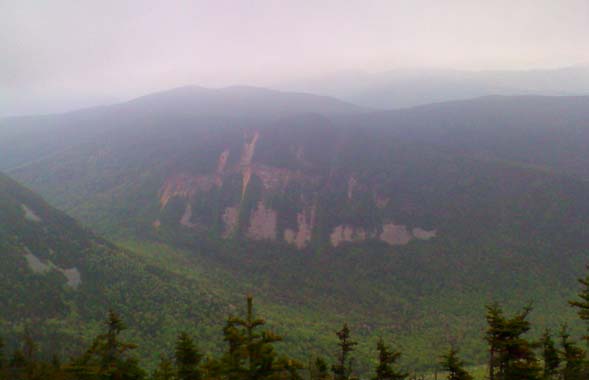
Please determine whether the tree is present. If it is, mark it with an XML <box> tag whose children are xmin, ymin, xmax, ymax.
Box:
<box><xmin>539</xmin><ymin>329</ymin><xmax>559</xmax><ymax>380</ymax></box>
<box><xmin>484</xmin><ymin>302</ymin><xmax>539</xmax><ymax>380</ymax></box>
<box><xmin>8</xmin><ymin>349</ymin><xmax>26</xmax><ymax>380</ymax></box>
<box><xmin>217</xmin><ymin>296</ymin><xmax>301</xmax><ymax>380</ymax></box>
<box><xmin>175</xmin><ymin>333</ymin><xmax>202</xmax><ymax>380</ymax></box>
<box><xmin>310</xmin><ymin>357</ymin><xmax>330</xmax><ymax>380</ymax></box>
<box><xmin>372</xmin><ymin>338</ymin><xmax>406</xmax><ymax>380</ymax></box>
<box><xmin>485</xmin><ymin>303</ymin><xmax>503</xmax><ymax>380</ymax></box>
<box><xmin>152</xmin><ymin>357</ymin><xmax>176</xmax><ymax>380</ymax></box>
<box><xmin>569</xmin><ymin>265</ymin><xmax>589</xmax><ymax>350</ymax></box>
<box><xmin>0</xmin><ymin>336</ymin><xmax>5</xmax><ymax>380</ymax></box>
<box><xmin>439</xmin><ymin>348</ymin><xmax>472</xmax><ymax>380</ymax></box>
<box><xmin>68</xmin><ymin>310</ymin><xmax>145</xmax><ymax>380</ymax></box>
<box><xmin>331</xmin><ymin>324</ymin><xmax>357</xmax><ymax>380</ymax></box>
<box><xmin>559</xmin><ymin>324</ymin><xmax>586</xmax><ymax>380</ymax></box>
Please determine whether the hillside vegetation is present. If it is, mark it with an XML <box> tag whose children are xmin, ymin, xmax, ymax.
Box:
<box><xmin>2</xmin><ymin>89</ymin><xmax>589</xmax><ymax>370</ymax></box>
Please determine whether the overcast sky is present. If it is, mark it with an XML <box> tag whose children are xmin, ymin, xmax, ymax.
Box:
<box><xmin>2</xmin><ymin>0</ymin><xmax>589</xmax><ymax>116</ymax></box>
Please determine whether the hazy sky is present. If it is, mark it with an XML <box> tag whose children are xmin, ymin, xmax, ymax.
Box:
<box><xmin>2</xmin><ymin>0</ymin><xmax>589</xmax><ymax>115</ymax></box>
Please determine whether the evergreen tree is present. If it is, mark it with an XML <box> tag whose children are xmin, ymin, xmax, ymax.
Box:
<box><xmin>68</xmin><ymin>310</ymin><xmax>145</xmax><ymax>380</ymax></box>
<box><xmin>485</xmin><ymin>302</ymin><xmax>539</xmax><ymax>380</ymax></box>
<box><xmin>175</xmin><ymin>333</ymin><xmax>202</xmax><ymax>380</ymax></box>
<box><xmin>22</xmin><ymin>327</ymin><xmax>39</xmax><ymax>380</ymax></box>
<box><xmin>200</xmin><ymin>356</ymin><xmax>222</xmax><ymax>380</ymax></box>
<box><xmin>0</xmin><ymin>336</ymin><xmax>5</xmax><ymax>380</ymax></box>
<box><xmin>539</xmin><ymin>329</ymin><xmax>559</xmax><ymax>380</ymax></box>
<box><xmin>9</xmin><ymin>349</ymin><xmax>26</xmax><ymax>380</ymax></box>
<box><xmin>152</xmin><ymin>357</ymin><xmax>176</xmax><ymax>380</ymax></box>
<box><xmin>372</xmin><ymin>338</ymin><xmax>406</xmax><ymax>380</ymax></box>
<box><xmin>485</xmin><ymin>303</ymin><xmax>503</xmax><ymax>380</ymax></box>
<box><xmin>217</xmin><ymin>296</ymin><xmax>300</xmax><ymax>380</ymax></box>
<box><xmin>331</xmin><ymin>324</ymin><xmax>357</xmax><ymax>380</ymax></box>
<box><xmin>275</xmin><ymin>357</ymin><xmax>304</xmax><ymax>380</ymax></box>
<box><xmin>559</xmin><ymin>324</ymin><xmax>586</xmax><ymax>380</ymax></box>
<box><xmin>569</xmin><ymin>265</ymin><xmax>589</xmax><ymax>350</ymax></box>
<box><xmin>439</xmin><ymin>348</ymin><xmax>472</xmax><ymax>380</ymax></box>
<box><xmin>219</xmin><ymin>317</ymin><xmax>247</xmax><ymax>380</ymax></box>
<box><xmin>310</xmin><ymin>357</ymin><xmax>330</xmax><ymax>380</ymax></box>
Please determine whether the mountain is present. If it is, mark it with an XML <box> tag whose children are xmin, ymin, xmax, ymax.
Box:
<box><xmin>0</xmin><ymin>86</ymin><xmax>367</xmax><ymax>172</ymax></box>
<box><xmin>0</xmin><ymin>171</ymin><xmax>228</xmax><ymax>362</ymax></box>
<box><xmin>344</xmin><ymin>95</ymin><xmax>589</xmax><ymax>180</ymax></box>
<box><xmin>282</xmin><ymin>66</ymin><xmax>589</xmax><ymax>109</ymax></box>
<box><xmin>2</xmin><ymin>88</ymin><xmax>589</xmax><ymax>368</ymax></box>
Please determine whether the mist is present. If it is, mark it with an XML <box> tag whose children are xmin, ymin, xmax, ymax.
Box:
<box><xmin>2</xmin><ymin>0</ymin><xmax>589</xmax><ymax>116</ymax></box>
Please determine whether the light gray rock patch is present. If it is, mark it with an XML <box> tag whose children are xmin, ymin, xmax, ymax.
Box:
<box><xmin>22</xmin><ymin>204</ymin><xmax>42</xmax><ymax>222</ymax></box>
<box><xmin>23</xmin><ymin>248</ymin><xmax>82</xmax><ymax>289</ymax></box>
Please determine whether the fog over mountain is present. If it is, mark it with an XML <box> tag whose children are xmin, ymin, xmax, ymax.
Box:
<box><xmin>3</xmin><ymin>0</ymin><xmax>589</xmax><ymax>116</ymax></box>
<box><xmin>283</xmin><ymin>66</ymin><xmax>589</xmax><ymax>109</ymax></box>
<box><xmin>5</xmin><ymin>1</ymin><xmax>589</xmax><ymax>377</ymax></box>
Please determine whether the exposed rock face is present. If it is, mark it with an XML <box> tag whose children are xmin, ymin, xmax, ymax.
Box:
<box><xmin>24</xmin><ymin>248</ymin><xmax>51</xmax><ymax>273</ymax></box>
<box><xmin>330</xmin><ymin>225</ymin><xmax>368</xmax><ymax>247</ymax></box>
<box><xmin>253</xmin><ymin>164</ymin><xmax>309</xmax><ymax>192</ymax></box>
<box><xmin>328</xmin><ymin>223</ymin><xmax>437</xmax><ymax>247</ymax></box>
<box><xmin>241</xmin><ymin>131</ymin><xmax>260</xmax><ymax>198</ymax></box>
<box><xmin>61</xmin><ymin>267</ymin><xmax>81</xmax><ymax>288</ymax></box>
<box><xmin>23</xmin><ymin>247</ymin><xmax>81</xmax><ymax>289</ymax></box>
<box><xmin>22</xmin><ymin>204</ymin><xmax>42</xmax><ymax>222</ymax></box>
<box><xmin>155</xmin><ymin>130</ymin><xmax>438</xmax><ymax>249</ymax></box>
<box><xmin>180</xmin><ymin>204</ymin><xmax>196</xmax><ymax>227</ymax></box>
<box><xmin>159</xmin><ymin>174</ymin><xmax>216</xmax><ymax>208</ymax></box>
<box><xmin>347</xmin><ymin>176</ymin><xmax>358</xmax><ymax>200</ymax></box>
<box><xmin>380</xmin><ymin>223</ymin><xmax>412</xmax><ymax>245</ymax></box>
<box><xmin>222</xmin><ymin>207</ymin><xmax>239</xmax><ymax>237</ymax></box>
<box><xmin>284</xmin><ymin>206</ymin><xmax>316</xmax><ymax>249</ymax></box>
<box><xmin>215</xmin><ymin>149</ymin><xmax>230</xmax><ymax>186</ymax></box>
<box><xmin>413</xmin><ymin>228</ymin><xmax>437</xmax><ymax>240</ymax></box>
<box><xmin>247</xmin><ymin>201</ymin><xmax>277</xmax><ymax>240</ymax></box>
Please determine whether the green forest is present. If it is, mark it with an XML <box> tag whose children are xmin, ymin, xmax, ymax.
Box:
<box><xmin>3</xmin><ymin>266</ymin><xmax>589</xmax><ymax>380</ymax></box>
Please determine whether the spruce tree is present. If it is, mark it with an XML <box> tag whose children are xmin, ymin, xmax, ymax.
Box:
<box><xmin>485</xmin><ymin>303</ymin><xmax>503</xmax><ymax>380</ymax></box>
<box><xmin>20</xmin><ymin>327</ymin><xmax>39</xmax><ymax>380</ymax></box>
<box><xmin>439</xmin><ymin>348</ymin><xmax>473</xmax><ymax>380</ymax></box>
<box><xmin>569</xmin><ymin>265</ymin><xmax>589</xmax><ymax>350</ymax></box>
<box><xmin>9</xmin><ymin>349</ymin><xmax>26</xmax><ymax>380</ymax></box>
<box><xmin>310</xmin><ymin>357</ymin><xmax>330</xmax><ymax>380</ymax></box>
<box><xmin>68</xmin><ymin>310</ymin><xmax>145</xmax><ymax>380</ymax></box>
<box><xmin>152</xmin><ymin>357</ymin><xmax>176</xmax><ymax>380</ymax></box>
<box><xmin>539</xmin><ymin>329</ymin><xmax>559</xmax><ymax>380</ymax></box>
<box><xmin>175</xmin><ymin>333</ymin><xmax>202</xmax><ymax>380</ymax></box>
<box><xmin>485</xmin><ymin>302</ymin><xmax>539</xmax><ymax>380</ymax></box>
<box><xmin>559</xmin><ymin>324</ymin><xmax>586</xmax><ymax>380</ymax></box>
<box><xmin>218</xmin><ymin>296</ymin><xmax>300</xmax><ymax>380</ymax></box>
<box><xmin>372</xmin><ymin>338</ymin><xmax>407</xmax><ymax>380</ymax></box>
<box><xmin>0</xmin><ymin>336</ymin><xmax>4</xmax><ymax>380</ymax></box>
<box><xmin>331</xmin><ymin>324</ymin><xmax>357</xmax><ymax>380</ymax></box>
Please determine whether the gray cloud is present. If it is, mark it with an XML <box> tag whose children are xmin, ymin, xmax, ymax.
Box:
<box><xmin>2</xmin><ymin>0</ymin><xmax>589</xmax><ymax>116</ymax></box>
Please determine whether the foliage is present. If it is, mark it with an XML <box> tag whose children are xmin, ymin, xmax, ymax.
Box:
<box><xmin>539</xmin><ymin>329</ymin><xmax>559</xmax><ymax>380</ymax></box>
<box><xmin>484</xmin><ymin>303</ymin><xmax>540</xmax><ymax>380</ymax></box>
<box><xmin>332</xmin><ymin>324</ymin><xmax>357</xmax><ymax>380</ymax></box>
<box><xmin>439</xmin><ymin>348</ymin><xmax>472</xmax><ymax>380</ymax></box>
<box><xmin>373</xmin><ymin>338</ymin><xmax>406</xmax><ymax>380</ymax></box>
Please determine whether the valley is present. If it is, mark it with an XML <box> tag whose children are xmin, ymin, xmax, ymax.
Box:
<box><xmin>2</xmin><ymin>88</ymin><xmax>589</xmax><ymax>375</ymax></box>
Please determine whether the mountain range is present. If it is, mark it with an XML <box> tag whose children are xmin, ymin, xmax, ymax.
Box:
<box><xmin>283</xmin><ymin>66</ymin><xmax>589</xmax><ymax>109</ymax></box>
<box><xmin>1</xmin><ymin>86</ymin><xmax>589</xmax><ymax>370</ymax></box>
